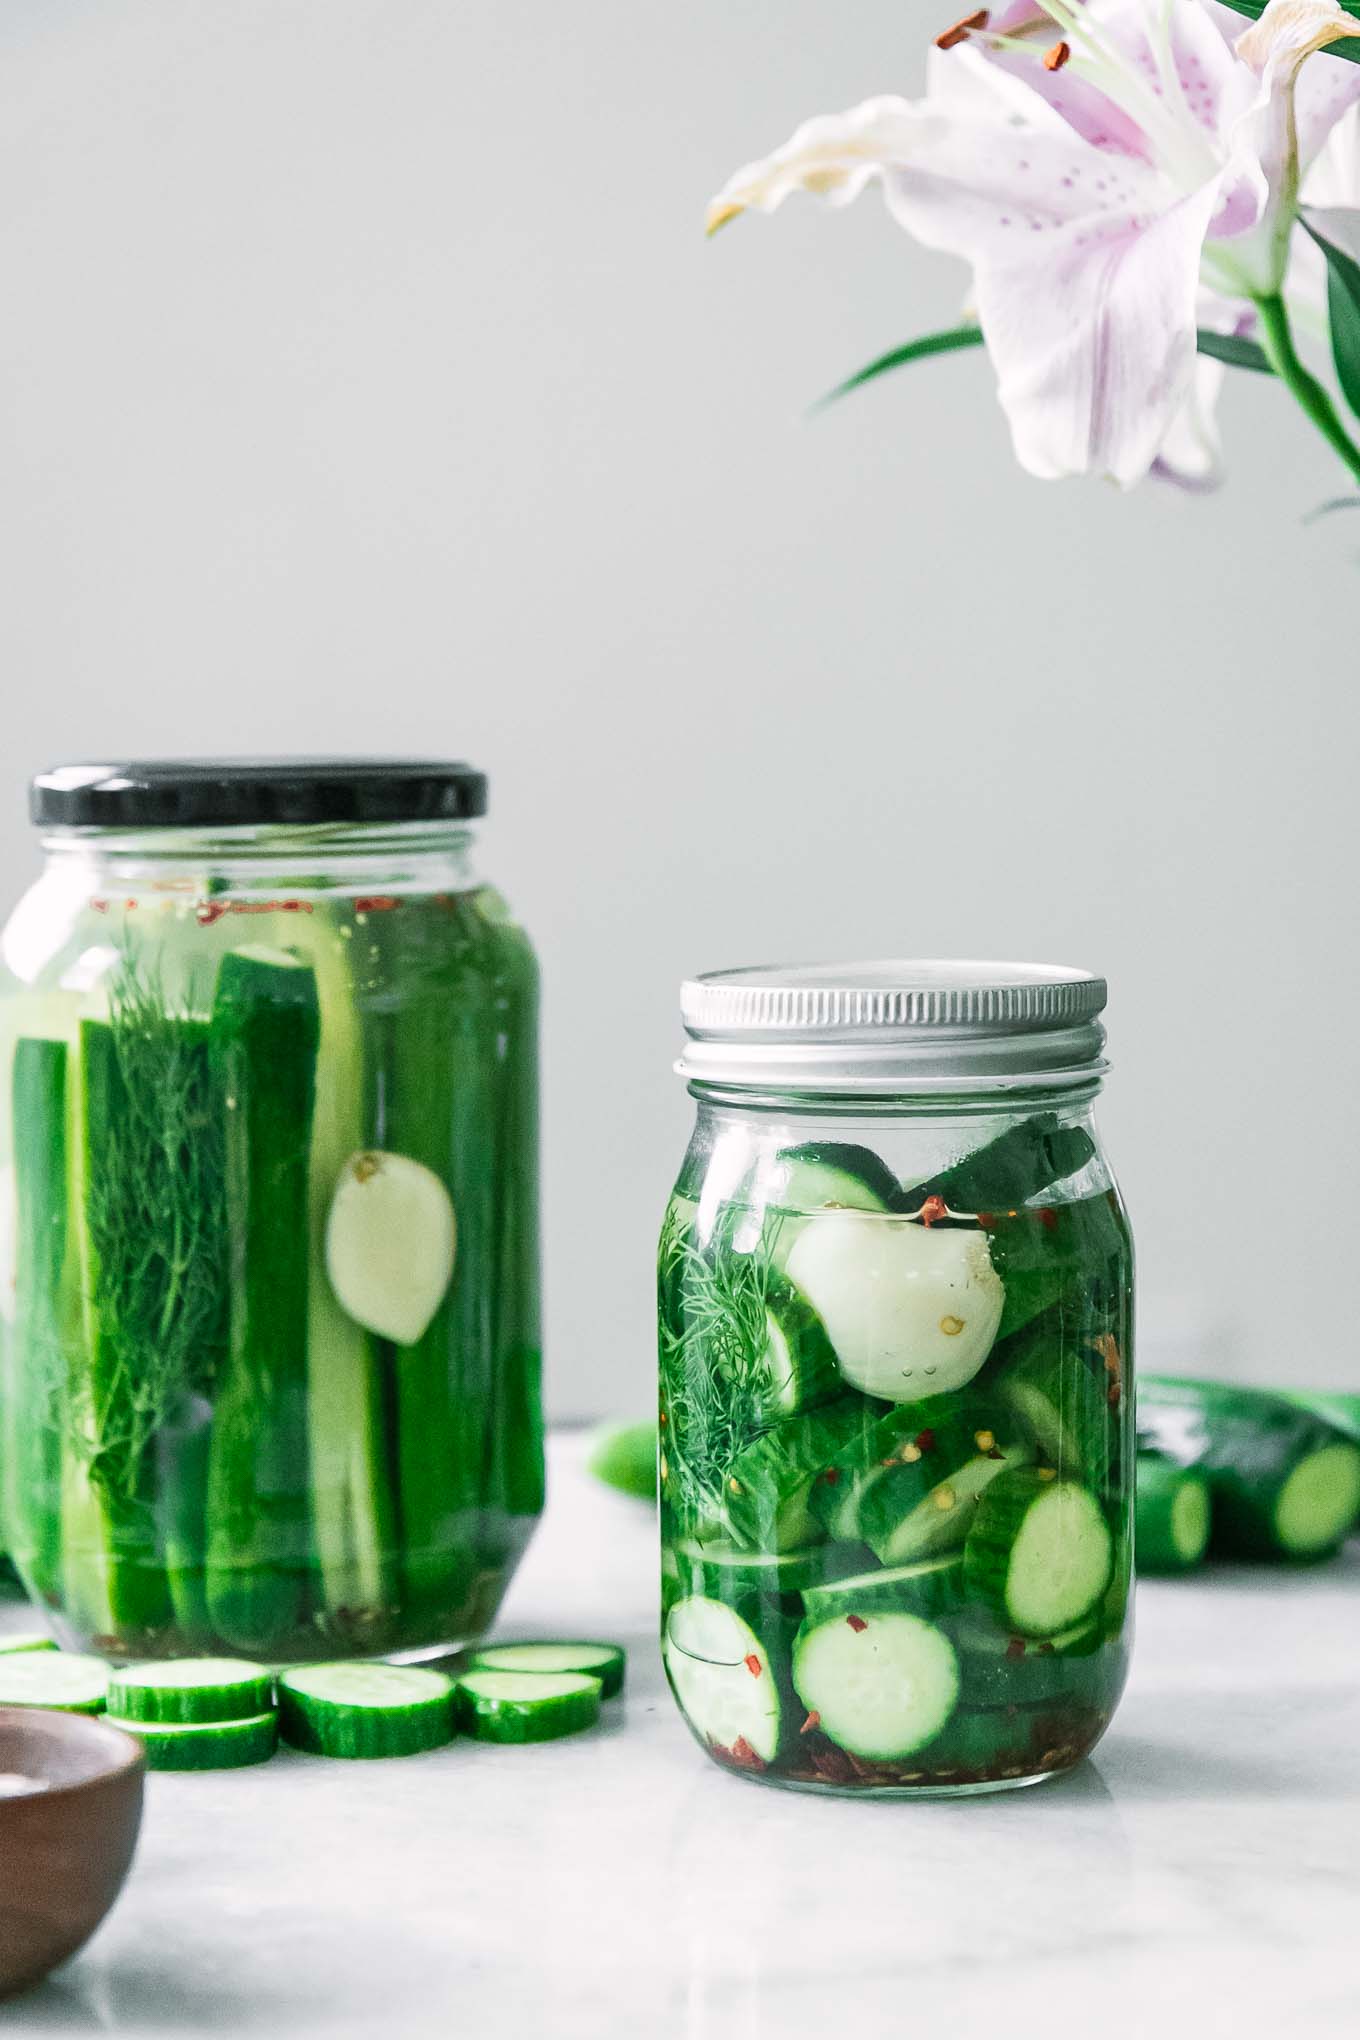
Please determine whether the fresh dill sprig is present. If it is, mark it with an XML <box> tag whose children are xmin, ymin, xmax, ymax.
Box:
<box><xmin>78</xmin><ymin>958</ymin><xmax>229</xmax><ymax>1500</ymax></box>
<box><xmin>658</xmin><ymin>1199</ymin><xmax>778</xmax><ymax>1519</ymax></box>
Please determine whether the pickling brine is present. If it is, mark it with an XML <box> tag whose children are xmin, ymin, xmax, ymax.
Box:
<box><xmin>0</xmin><ymin>762</ymin><xmax>543</xmax><ymax>1663</ymax></box>
<box><xmin>661</xmin><ymin>963</ymin><xmax>1133</xmax><ymax>1796</ymax></box>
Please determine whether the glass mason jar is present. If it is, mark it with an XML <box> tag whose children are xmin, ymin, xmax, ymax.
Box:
<box><xmin>0</xmin><ymin>760</ymin><xmax>543</xmax><ymax>1663</ymax></box>
<box><xmin>658</xmin><ymin>962</ymin><xmax>1133</xmax><ymax>1797</ymax></box>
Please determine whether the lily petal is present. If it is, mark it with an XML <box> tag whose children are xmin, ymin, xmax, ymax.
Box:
<box><xmin>1235</xmin><ymin>0</ymin><xmax>1357</xmax><ymax>72</ymax></box>
<box><xmin>706</xmin><ymin>98</ymin><xmax>925</xmax><ymax>234</ymax></box>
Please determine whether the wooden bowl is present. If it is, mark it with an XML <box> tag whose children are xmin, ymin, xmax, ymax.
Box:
<box><xmin>0</xmin><ymin>1707</ymin><xmax>145</xmax><ymax>1999</ymax></box>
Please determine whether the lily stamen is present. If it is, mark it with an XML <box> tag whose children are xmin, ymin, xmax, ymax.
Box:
<box><xmin>1043</xmin><ymin>38</ymin><xmax>1071</xmax><ymax>69</ymax></box>
<box><xmin>935</xmin><ymin>9</ymin><xmax>990</xmax><ymax>50</ymax></box>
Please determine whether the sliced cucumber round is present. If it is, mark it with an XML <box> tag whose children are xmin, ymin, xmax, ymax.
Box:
<box><xmin>108</xmin><ymin>1711</ymin><xmax>278</xmax><ymax>1771</ymax></box>
<box><xmin>0</xmin><ymin>1633</ymin><xmax>58</xmax><ymax>1656</ymax></box>
<box><xmin>454</xmin><ymin>1669</ymin><xmax>602</xmax><ymax>1743</ymax></box>
<box><xmin>108</xmin><ymin>1657</ymin><xmax>274</xmax><ymax>1726</ymax></box>
<box><xmin>800</xmin><ymin>1553</ymin><xmax>964</xmax><ymax>1626</ymax></box>
<box><xmin>854</xmin><ymin>1405</ymin><xmax>1033</xmax><ymax>1566</ymax></box>
<box><xmin>677</xmin><ymin>1540</ymin><xmax>831</xmax><ymax>1601</ymax></box>
<box><xmin>724</xmin><ymin>1399</ymin><xmax>872</xmax><ymax>1552</ymax></box>
<box><xmin>663</xmin><ymin>1596</ymin><xmax>781</xmax><ymax>1766</ymax></box>
<box><xmin>1274</xmin><ymin>1443</ymin><xmax>1360</xmax><ymax>1557</ymax></box>
<box><xmin>992</xmin><ymin>1327</ymin><xmax>1115</xmax><ymax>1488</ymax></box>
<box><xmin>792</xmin><ymin>1610</ymin><xmax>960</xmax><ymax>1761</ymax></box>
<box><xmin>965</xmin><ymin>1470</ymin><xmax>1113</xmax><ymax>1637</ymax></box>
<box><xmin>278</xmin><ymin>1662</ymin><xmax>454</xmax><ymax>1758</ymax></box>
<box><xmin>0</xmin><ymin>1652</ymin><xmax>109</xmax><ymax>1714</ymax></box>
<box><xmin>467</xmin><ymin>1641</ymin><xmax>625</xmax><ymax>1700</ymax></box>
<box><xmin>1135</xmin><ymin>1454</ymin><xmax>1211</xmax><ymax>1574</ymax></box>
<box><xmin>769</xmin><ymin>1142</ymin><xmax>899</xmax><ymax>1216</ymax></box>
<box><xmin>757</xmin><ymin>1283</ymin><xmax>841</xmax><ymax>1417</ymax></box>
<box><xmin>784</xmin><ymin>1211</ymin><xmax>1004</xmax><ymax>1401</ymax></box>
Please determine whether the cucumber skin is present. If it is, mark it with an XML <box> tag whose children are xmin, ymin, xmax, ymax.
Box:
<box><xmin>1135</xmin><ymin>1452</ymin><xmax>1210</xmax><ymax>1574</ymax></box>
<box><xmin>914</xmin><ymin>1116</ymin><xmax>1096</xmax><ymax>1213</ymax></box>
<box><xmin>853</xmin><ymin>1401</ymin><xmax>1019</xmax><ymax>1562</ymax></box>
<box><xmin>205</xmin><ymin>955</ymin><xmax>320</xmax><ymax>1652</ymax></box>
<box><xmin>108</xmin><ymin>1658</ymin><xmax>275</xmax><ymax>1725</ymax></box>
<box><xmin>278</xmin><ymin>1675</ymin><xmax>454</xmax><ymax>1759</ymax></box>
<box><xmin>964</xmin><ymin>1468</ymin><xmax>1113</xmax><ymax>1636</ymax></box>
<box><xmin>1139</xmin><ymin>1376</ymin><xmax>1360</xmax><ymax>1560</ymax></box>
<box><xmin>801</xmin><ymin>1555</ymin><xmax>965</xmax><ymax>1625</ymax></box>
<box><xmin>453</xmin><ymin>1673</ymin><xmax>600</xmax><ymax>1744</ymax></box>
<box><xmin>724</xmin><ymin>1400</ymin><xmax>876</xmax><ymax>1551</ymax></box>
<box><xmin>988</xmin><ymin>1323</ymin><xmax>1116</xmax><ymax>1489</ymax></box>
<box><xmin>113</xmin><ymin>1710</ymin><xmax>279</xmax><ymax>1771</ymax></box>
<box><xmin>774</xmin><ymin>1142</ymin><xmax>900</xmax><ymax>1213</ymax></box>
<box><xmin>588</xmin><ymin>1421</ymin><xmax>657</xmax><ymax>1501</ymax></box>
<box><xmin>4</xmin><ymin>1038</ymin><xmax>69</xmax><ymax>1608</ymax></box>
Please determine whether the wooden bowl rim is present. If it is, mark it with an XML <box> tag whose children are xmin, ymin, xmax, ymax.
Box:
<box><xmin>0</xmin><ymin>1705</ymin><xmax>145</xmax><ymax>1805</ymax></box>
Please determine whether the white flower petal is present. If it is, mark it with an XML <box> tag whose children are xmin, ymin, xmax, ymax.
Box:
<box><xmin>706</xmin><ymin>97</ymin><xmax>926</xmax><ymax>234</ymax></box>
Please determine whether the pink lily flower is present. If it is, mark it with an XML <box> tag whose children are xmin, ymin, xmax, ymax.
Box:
<box><xmin>707</xmin><ymin>0</ymin><xmax>1360</xmax><ymax>485</ymax></box>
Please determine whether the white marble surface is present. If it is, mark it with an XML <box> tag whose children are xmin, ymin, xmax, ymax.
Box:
<box><xmin>3</xmin><ymin>1432</ymin><xmax>1358</xmax><ymax>2039</ymax></box>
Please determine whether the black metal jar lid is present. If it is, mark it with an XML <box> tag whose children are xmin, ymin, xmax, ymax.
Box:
<box><xmin>30</xmin><ymin>759</ymin><xmax>488</xmax><ymax>829</ymax></box>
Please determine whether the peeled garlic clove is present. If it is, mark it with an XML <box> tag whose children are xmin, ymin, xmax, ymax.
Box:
<box><xmin>784</xmin><ymin>1210</ymin><xmax>1004</xmax><ymax>1400</ymax></box>
<box><xmin>325</xmin><ymin>1150</ymin><xmax>456</xmax><ymax>1345</ymax></box>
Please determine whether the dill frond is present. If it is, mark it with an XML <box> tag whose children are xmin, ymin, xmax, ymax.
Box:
<box><xmin>658</xmin><ymin>1198</ymin><xmax>777</xmax><ymax>1518</ymax></box>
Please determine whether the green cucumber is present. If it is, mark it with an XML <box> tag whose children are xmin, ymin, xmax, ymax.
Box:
<box><xmin>109</xmin><ymin>1710</ymin><xmax>278</xmax><ymax>1771</ymax></box>
<box><xmin>663</xmin><ymin>1595</ymin><xmax>782</xmax><ymax>1766</ymax></box>
<box><xmin>1278</xmin><ymin>1389</ymin><xmax>1360</xmax><ymax>1443</ymax></box>
<box><xmin>800</xmin><ymin>1553</ymin><xmax>964</xmax><ymax>1624</ymax></box>
<box><xmin>0</xmin><ymin>1632</ymin><xmax>58</xmax><ymax>1654</ymax></box>
<box><xmin>784</xmin><ymin>1211</ymin><xmax>1004</xmax><ymax>1402</ymax></box>
<box><xmin>965</xmin><ymin>1469</ymin><xmax>1113</xmax><ymax>1636</ymax></box>
<box><xmin>0</xmin><ymin>1651</ymin><xmax>109</xmax><ymax>1713</ymax></box>
<box><xmin>990</xmin><ymin>1324</ymin><xmax>1115</xmax><ymax>1488</ymax></box>
<box><xmin>587</xmin><ymin>1420</ymin><xmax>657</xmax><ymax>1501</ymax></box>
<box><xmin>676</xmin><ymin>1539</ymin><xmax>868</xmax><ymax>1604</ymax></box>
<box><xmin>205</xmin><ymin>949</ymin><xmax>320</xmax><ymax>1652</ymax></box>
<box><xmin>757</xmin><ymin>1282</ymin><xmax>841</xmax><ymax>1416</ymax></box>
<box><xmin>855</xmin><ymin>1404</ymin><xmax>1033</xmax><ymax>1565</ymax></box>
<box><xmin>949</xmin><ymin>1608</ymin><xmax>1108</xmax><ymax>1707</ymax></box>
<box><xmin>791</xmin><ymin>1610</ymin><xmax>960</xmax><ymax>1761</ymax></box>
<box><xmin>278</xmin><ymin>1661</ymin><xmax>455</xmax><ymax>1758</ymax></box>
<box><xmin>984</xmin><ymin>1192</ymin><xmax>1129</xmax><ymax>1342</ymax></box>
<box><xmin>1135</xmin><ymin>1454</ymin><xmax>1211</xmax><ymax>1574</ymax></box>
<box><xmin>107</xmin><ymin>1656</ymin><xmax>274</xmax><ymax>1725</ymax></box>
<box><xmin>1139</xmin><ymin>1376</ymin><xmax>1360</xmax><ymax>1561</ymax></box>
<box><xmin>467</xmin><ymin>1640</ymin><xmax>625</xmax><ymax>1699</ymax></box>
<box><xmin>453</xmin><ymin>1668</ymin><xmax>602</xmax><ymax>1743</ymax></box>
<box><xmin>761</xmin><ymin>1144</ymin><xmax>902</xmax><ymax>1274</ymax></box>
<box><xmin>915</xmin><ymin>1115</ymin><xmax>1096</xmax><ymax>1212</ymax></box>
<box><xmin>724</xmin><ymin>1399</ymin><xmax>873</xmax><ymax>1551</ymax></box>
<box><xmin>4</xmin><ymin>1038</ymin><xmax>68</xmax><ymax>1607</ymax></box>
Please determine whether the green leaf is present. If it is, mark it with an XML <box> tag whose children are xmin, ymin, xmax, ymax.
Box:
<box><xmin>1301</xmin><ymin>210</ymin><xmax>1360</xmax><ymax>421</ymax></box>
<box><xmin>1194</xmin><ymin>330</ymin><xmax>1273</xmax><ymax>376</ymax></box>
<box><xmin>1214</xmin><ymin>0</ymin><xmax>1360</xmax><ymax>64</ymax></box>
<box><xmin>812</xmin><ymin>325</ymin><xmax>985</xmax><ymax>410</ymax></box>
<box><xmin>817</xmin><ymin>325</ymin><xmax>1274</xmax><ymax>412</ymax></box>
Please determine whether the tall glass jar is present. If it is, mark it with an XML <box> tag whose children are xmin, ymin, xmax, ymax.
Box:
<box><xmin>0</xmin><ymin>760</ymin><xmax>542</xmax><ymax>1663</ymax></box>
<box><xmin>659</xmin><ymin>962</ymin><xmax>1133</xmax><ymax>1796</ymax></box>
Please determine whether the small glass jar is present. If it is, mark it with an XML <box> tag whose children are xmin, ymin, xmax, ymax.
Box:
<box><xmin>0</xmin><ymin>760</ymin><xmax>542</xmax><ymax>1663</ymax></box>
<box><xmin>658</xmin><ymin>961</ymin><xmax>1133</xmax><ymax>1797</ymax></box>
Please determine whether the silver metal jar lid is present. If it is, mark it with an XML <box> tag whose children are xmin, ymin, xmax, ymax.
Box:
<box><xmin>677</xmin><ymin>960</ymin><xmax>1108</xmax><ymax>1094</ymax></box>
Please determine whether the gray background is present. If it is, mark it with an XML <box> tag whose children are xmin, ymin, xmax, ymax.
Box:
<box><xmin>0</xmin><ymin>0</ymin><xmax>1354</xmax><ymax>1418</ymax></box>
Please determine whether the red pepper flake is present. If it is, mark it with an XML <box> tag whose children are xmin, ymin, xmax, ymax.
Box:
<box><xmin>1043</xmin><ymin>37</ymin><xmax>1071</xmax><ymax>71</ymax></box>
<box><xmin>726</xmin><ymin>1735</ymin><xmax>767</xmax><ymax>1772</ymax></box>
<box><xmin>846</xmin><ymin>1614</ymin><xmax>868</xmax><ymax>1633</ymax></box>
<box><xmin>744</xmin><ymin>1653</ymin><xmax>762</xmax><ymax>1679</ymax></box>
<box><xmin>976</xmin><ymin>1211</ymin><xmax>994</xmax><ymax>1228</ymax></box>
<box><xmin>1005</xmin><ymin>1637</ymin><xmax>1027</xmax><ymax>1659</ymax></box>
<box><xmin>354</xmin><ymin>895</ymin><xmax>401</xmax><ymax>913</ymax></box>
<box><xmin>124</xmin><ymin>898</ymin><xmax>139</xmax><ymax>911</ymax></box>
<box><xmin>195</xmin><ymin>898</ymin><xmax>229</xmax><ymax>926</ymax></box>
<box><xmin>919</xmin><ymin>1194</ymin><xmax>948</xmax><ymax>1228</ymax></box>
<box><xmin>800</xmin><ymin>1710</ymin><xmax>821</xmax><ymax>1735</ymax></box>
<box><xmin>1037</xmin><ymin>1207</ymin><xmax>1059</xmax><ymax>1232</ymax></box>
<box><xmin>987</xmin><ymin>1448</ymin><xmax>1005</xmax><ymax>1461</ymax></box>
<box><xmin>89</xmin><ymin>898</ymin><xmax>110</xmax><ymax>914</ymax></box>
<box><xmin>914</xmin><ymin>1428</ymin><xmax>936</xmax><ymax>1454</ymax></box>
<box><xmin>934</xmin><ymin>7</ymin><xmax>989</xmax><ymax>49</ymax></box>
<box><xmin>1107</xmin><ymin>1382</ymin><xmax>1122</xmax><ymax>1408</ymax></box>
<box><xmin>819</xmin><ymin>1466</ymin><xmax>841</xmax><ymax>1486</ymax></box>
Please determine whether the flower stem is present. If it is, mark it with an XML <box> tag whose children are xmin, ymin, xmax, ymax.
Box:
<box><xmin>1255</xmin><ymin>292</ymin><xmax>1360</xmax><ymax>485</ymax></box>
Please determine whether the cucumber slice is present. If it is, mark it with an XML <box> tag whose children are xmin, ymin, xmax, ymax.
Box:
<box><xmin>992</xmin><ymin>1326</ymin><xmax>1115</xmax><ymax>1487</ymax></box>
<box><xmin>965</xmin><ymin>1470</ymin><xmax>1113</xmax><ymax>1636</ymax></box>
<box><xmin>467</xmin><ymin>1641</ymin><xmax>625</xmax><ymax>1699</ymax></box>
<box><xmin>757</xmin><ymin>1282</ymin><xmax>841</xmax><ymax>1417</ymax></box>
<box><xmin>767</xmin><ymin>1143</ymin><xmax>897</xmax><ymax>1221</ymax></box>
<box><xmin>453</xmin><ymin>1669</ymin><xmax>602</xmax><ymax>1743</ymax></box>
<box><xmin>663</xmin><ymin>1596</ymin><xmax>781</xmax><ymax>1766</ymax></box>
<box><xmin>801</xmin><ymin>1553</ymin><xmax>964</xmax><ymax>1625</ymax></box>
<box><xmin>107</xmin><ymin>1657</ymin><xmax>274</xmax><ymax>1725</ymax></box>
<box><xmin>724</xmin><ymin>1399</ymin><xmax>872</xmax><ymax>1551</ymax></box>
<box><xmin>1279</xmin><ymin>1389</ymin><xmax>1360</xmax><ymax>1443</ymax></box>
<box><xmin>676</xmin><ymin>1540</ymin><xmax>863</xmax><ymax>1603</ymax></box>
<box><xmin>917</xmin><ymin>1115</ymin><xmax>1096</xmax><ymax>1212</ymax></box>
<box><xmin>855</xmin><ymin>1405</ymin><xmax>1034</xmax><ymax>1565</ymax></box>
<box><xmin>791</xmin><ymin>1611</ymin><xmax>960</xmax><ymax>1761</ymax></box>
<box><xmin>0</xmin><ymin>1633</ymin><xmax>58</xmax><ymax>1655</ymax></box>
<box><xmin>1135</xmin><ymin>1455</ymin><xmax>1211</xmax><ymax>1574</ymax></box>
<box><xmin>587</xmin><ymin>1421</ymin><xmax>657</xmax><ymax>1501</ymax></box>
<box><xmin>108</xmin><ymin>1711</ymin><xmax>278</xmax><ymax>1771</ymax></box>
<box><xmin>949</xmin><ymin>1609</ymin><xmax>1108</xmax><ymax>1707</ymax></box>
<box><xmin>0</xmin><ymin>1651</ymin><xmax>110</xmax><ymax>1713</ymax></box>
<box><xmin>784</xmin><ymin>1211</ymin><xmax>1004</xmax><ymax>1402</ymax></box>
<box><xmin>1139</xmin><ymin>1376</ymin><xmax>1360</xmax><ymax>1560</ymax></box>
<box><xmin>278</xmin><ymin>1663</ymin><xmax>455</xmax><ymax>1758</ymax></box>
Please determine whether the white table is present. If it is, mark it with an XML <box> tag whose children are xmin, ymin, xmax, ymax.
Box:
<box><xmin>4</xmin><ymin>1432</ymin><xmax>1358</xmax><ymax>2039</ymax></box>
